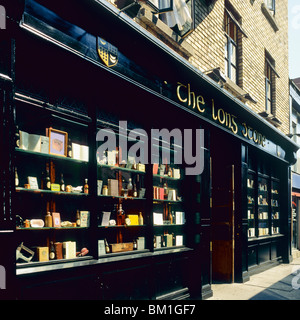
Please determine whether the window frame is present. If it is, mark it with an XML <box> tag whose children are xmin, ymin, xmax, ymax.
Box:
<box><xmin>146</xmin><ymin>0</ymin><xmax>173</xmax><ymax>13</ymax></box>
<box><xmin>265</xmin><ymin>58</ymin><xmax>274</xmax><ymax>114</ymax></box>
<box><xmin>224</xmin><ymin>11</ymin><xmax>238</xmax><ymax>84</ymax></box>
<box><xmin>158</xmin><ymin>0</ymin><xmax>195</xmax><ymax>39</ymax></box>
<box><xmin>265</xmin><ymin>0</ymin><xmax>275</xmax><ymax>14</ymax></box>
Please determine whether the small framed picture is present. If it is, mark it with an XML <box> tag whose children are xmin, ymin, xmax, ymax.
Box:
<box><xmin>52</xmin><ymin>212</ymin><xmax>61</xmax><ymax>228</ymax></box>
<box><xmin>27</xmin><ymin>176</ymin><xmax>39</xmax><ymax>190</ymax></box>
<box><xmin>48</xmin><ymin>128</ymin><xmax>68</xmax><ymax>157</ymax></box>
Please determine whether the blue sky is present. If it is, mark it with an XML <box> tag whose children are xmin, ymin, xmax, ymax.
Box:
<box><xmin>289</xmin><ymin>0</ymin><xmax>300</xmax><ymax>80</ymax></box>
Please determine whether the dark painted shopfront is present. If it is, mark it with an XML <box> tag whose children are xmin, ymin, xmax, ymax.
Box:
<box><xmin>0</xmin><ymin>0</ymin><xmax>298</xmax><ymax>300</ymax></box>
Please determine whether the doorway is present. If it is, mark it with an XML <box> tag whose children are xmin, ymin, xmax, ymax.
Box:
<box><xmin>211</xmin><ymin>132</ymin><xmax>239</xmax><ymax>283</ymax></box>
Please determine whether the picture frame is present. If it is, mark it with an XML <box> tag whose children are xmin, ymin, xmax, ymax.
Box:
<box><xmin>52</xmin><ymin>212</ymin><xmax>61</xmax><ymax>228</ymax></box>
<box><xmin>48</xmin><ymin>128</ymin><xmax>68</xmax><ymax>157</ymax></box>
<box><xmin>27</xmin><ymin>176</ymin><xmax>39</xmax><ymax>190</ymax></box>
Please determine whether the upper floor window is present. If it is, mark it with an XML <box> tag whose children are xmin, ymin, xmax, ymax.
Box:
<box><xmin>147</xmin><ymin>0</ymin><xmax>173</xmax><ymax>13</ymax></box>
<box><xmin>265</xmin><ymin>53</ymin><xmax>279</xmax><ymax>114</ymax></box>
<box><xmin>159</xmin><ymin>0</ymin><xmax>194</xmax><ymax>38</ymax></box>
<box><xmin>265</xmin><ymin>0</ymin><xmax>275</xmax><ymax>14</ymax></box>
<box><xmin>224</xmin><ymin>9</ymin><xmax>238</xmax><ymax>84</ymax></box>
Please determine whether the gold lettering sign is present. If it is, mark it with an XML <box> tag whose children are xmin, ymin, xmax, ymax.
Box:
<box><xmin>177</xmin><ymin>82</ymin><xmax>205</xmax><ymax>113</ymax></box>
<box><xmin>176</xmin><ymin>82</ymin><xmax>266</xmax><ymax>147</ymax></box>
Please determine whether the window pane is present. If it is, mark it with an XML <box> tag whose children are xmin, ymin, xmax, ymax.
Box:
<box><xmin>265</xmin><ymin>0</ymin><xmax>274</xmax><ymax>11</ymax></box>
<box><xmin>231</xmin><ymin>42</ymin><xmax>236</xmax><ymax>66</ymax></box>
<box><xmin>266</xmin><ymin>99</ymin><xmax>271</xmax><ymax>113</ymax></box>
<box><xmin>266</xmin><ymin>80</ymin><xmax>271</xmax><ymax>99</ymax></box>
<box><xmin>159</xmin><ymin>0</ymin><xmax>193</xmax><ymax>37</ymax></box>
<box><xmin>225</xmin><ymin>58</ymin><xmax>228</xmax><ymax>77</ymax></box>
<box><xmin>147</xmin><ymin>0</ymin><xmax>173</xmax><ymax>12</ymax></box>
<box><xmin>266</xmin><ymin>81</ymin><xmax>269</xmax><ymax>98</ymax></box>
<box><xmin>230</xmin><ymin>66</ymin><xmax>236</xmax><ymax>83</ymax></box>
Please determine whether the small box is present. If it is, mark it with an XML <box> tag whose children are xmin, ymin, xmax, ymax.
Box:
<box><xmin>173</xmin><ymin>169</ymin><xmax>180</xmax><ymax>179</ymax></box>
<box><xmin>164</xmin><ymin>234</ymin><xmax>173</xmax><ymax>247</ymax></box>
<box><xmin>110</xmin><ymin>242</ymin><xmax>133</xmax><ymax>253</ymax></box>
<box><xmin>137</xmin><ymin>237</ymin><xmax>145</xmax><ymax>250</ymax></box>
<box><xmin>98</xmin><ymin>240</ymin><xmax>106</xmax><ymax>256</ymax></box>
<box><xmin>108</xmin><ymin>179</ymin><xmax>119</xmax><ymax>197</ymax></box>
<box><xmin>54</xmin><ymin>242</ymin><xmax>63</xmax><ymax>259</ymax></box>
<box><xmin>127</xmin><ymin>214</ymin><xmax>139</xmax><ymax>225</ymax></box>
<box><xmin>176</xmin><ymin>235</ymin><xmax>183</xmax><ymax>246</ymax></box>
<box><xmin>37</xmin><ymin>247</ymin><xmax>49</xmax><ymax>262</ymax></box>
<box><xmin>51</xmin><ymin>183</ymin><xmax>60</xmax><ymax>192</ymax></box>
<box><xmin>63</xmin><ymin>241</ymin><xmax>76</xmax><ymax>259</ymax></box>
<box><xmin>155</xmin><ymin>235</ymin><xmax>162</xmax><ymax>248</ymax></box>
<box><xmin>137</xmin><ymin>163</ymin><xmax>145</xmax><ymax>172</ymax></box>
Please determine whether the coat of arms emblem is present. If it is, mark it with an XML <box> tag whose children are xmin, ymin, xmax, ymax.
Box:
<box><xmin>97</xmin><ymin>36</ymin><xmax>118</xmax><ymax>68</ymax></box>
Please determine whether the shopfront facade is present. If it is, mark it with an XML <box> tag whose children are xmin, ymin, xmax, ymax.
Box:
<box><xmin>0</xmin><ymin>0</ymin><xmax>298</xmax><ymax>300</ymax></box>
<box><xmin>290</xmin><ymin>79</ymin><xmax>300</xmax><ymax>253</ymax></box>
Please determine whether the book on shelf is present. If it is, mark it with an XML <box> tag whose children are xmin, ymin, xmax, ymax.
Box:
<box><xmin>175</xmin><ymin>211</ymin><xmax>185</xmax><ymax>225</ymax></box>
<box><xmin>153</xmin><ymin>212</ymin><xmax>163</xmax><ymax>225</ymax></box>
<box><xmin>80</xmin><ymin>211</ymin><xmax>90</xmax><ymax>227</ymax></box>
<box><xmin>176</xmin><ymin>235</ymin><xmax>183</xmax><ymax>246</ymax></box>
<box><xmin>98</xmin><ymin>240</ymin><xmax>106</xmax><ymax>256</ymax></box>
<box><xmin>164</xmin><ymin>234</ymin><xmax>173</xmax><ymax>247</ymax></box>
<box><xmin>153</xmin><ymin>163</ymin><xmax>159</xmax><ymax>175</ymax></box>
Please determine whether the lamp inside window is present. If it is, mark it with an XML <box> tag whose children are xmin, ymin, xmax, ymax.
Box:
<box><xmin>157</xmin><ymin>0</ymin><xmax>194</xmax><ymax>38</ymax></box>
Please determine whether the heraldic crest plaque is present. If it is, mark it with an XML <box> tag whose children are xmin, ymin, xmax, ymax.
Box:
<box><xmin>97</xmin><ymin>36</ymin><xmax>119</xmax><ymax>68</ymax></box>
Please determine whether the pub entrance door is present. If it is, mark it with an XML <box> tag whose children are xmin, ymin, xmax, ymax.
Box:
<box><xmin>211</xmin><ymin>132</ymin><xmax>238</xmax><ymax>283</ymax></box>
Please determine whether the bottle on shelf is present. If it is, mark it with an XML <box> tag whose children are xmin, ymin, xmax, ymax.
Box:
<box><xmin>102</xmin><ymin>185</ymin><xmax>108</xmax><ymax>196</ymax></box>
<box><xmin>163</xmin><ymin>183</ymin><xmax>168</xmax><ymax>200</ymax></box>
<box><xmin>117</xmin><ymin>204</ymin><xmax>125</xmax><ymax>225</ymax></box>
<box><xmin>76</xmin><ymin>210</ymin><xmax>81</xmax><ymax>227</ymax></box>
<box><xmin>15</xmin><ymin>168</ymin><xmax>19</xmax><ymax>187</ymax></box>
<box><xmin>45</xmin><ymin>212</ymin><xmax>53</xmax><ymax>227</ymax></box>
<box><xmin>169</xmin><ymin>211</ymin><xmax>173</xmax><ymax>224</ymax></box>
<box><xmin>49</xmin><ymin>241</ymin><xmax>56</xmax><ymax>260</ymax></box>
<box><xmin>60</xmin><ymin>173</ymin><xmax>65</xmax><ymax>192</ymax></box>
<box><xmin>167</xmin><ymin>166</ymin><xmax>172</xmax><ymax>177</ymax></box>
<box><xmin>138</xmin><ymin>212</ymin><xmax>144</xmax><ymax>225</ymax></box>
<box><xmin>133</xmin><ymin>184</ymin><xmax>138</xmax><ymax>197</ymax></box>
<box><xmin>15</xmin><ymin>125</ymin><xmax>20</xmax><ymax>148</ymax></box>
<box><xmin>104</xmin><ymin>238</ymin><xmax>110</xmax><ymax>254</ymax></box>
<box><xmin>84</xmin><ymin>178</ymin><xmax>89</xmax><ymax>194</ymax></box>
<box><xmin>45</xmin><ymin>168</ymin><xmax>51</xmax><ymax>190</ymax></box>
<box><xmin>127</xmin><ymin>178</ymin><xmax>133</xmax><ymax>197</ymax></box>
<box><xmin>67</xmin><ymin>138</ymin><xmax>72</xmax><ymax>158</ymax></box>
<box><xmin>133</xmin><ymin>239</ymin><xmax>137</xmax><ymax>250</ymax></box>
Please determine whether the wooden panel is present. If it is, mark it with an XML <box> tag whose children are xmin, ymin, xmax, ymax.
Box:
<box><xmin>258</xmin><ymin>242</ymin><xmax>271</xmax><ymax>264</ymax></box>
<box><xmin>212</xmin><ymin>240</ymin><xmax>233</xmax><ymax>282</ymax></box>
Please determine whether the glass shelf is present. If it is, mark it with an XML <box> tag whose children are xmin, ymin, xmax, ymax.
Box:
<box><xmin>16</xmin><ymin>187</ymin><xmax>89</xmax><ymax>196</ymax></box>
<box><xmin>15</xmin><ymin>148</ymin><xmax>88</xmax><ymax>164</ymax></box>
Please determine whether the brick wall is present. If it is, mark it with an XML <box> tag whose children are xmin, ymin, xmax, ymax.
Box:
<box><xmin>185</xmin><ymin>0</ymin><xmax>289</xmax><ymax>134</ymax></box>
<box><xmin>112</xmin><ymin>0</ymin><xmax>290</xmax><ymax>133</ymax></box>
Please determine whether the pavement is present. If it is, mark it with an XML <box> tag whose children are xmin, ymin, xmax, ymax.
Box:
<box><xmin>207</xmin><ymin>255</ymin><xmax>300</xmax><ymax>300</ymax></box>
